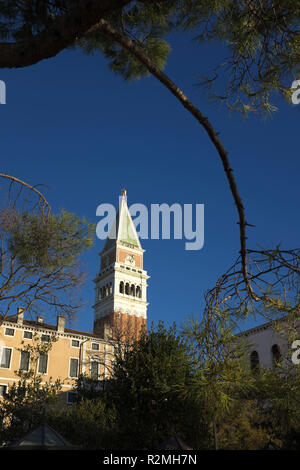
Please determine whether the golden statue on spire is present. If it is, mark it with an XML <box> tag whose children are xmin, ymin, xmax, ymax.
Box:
<box><xmin>121</xmin><ymin>188</ymin><xmax>127</xmax><ymax>196</ymax></box>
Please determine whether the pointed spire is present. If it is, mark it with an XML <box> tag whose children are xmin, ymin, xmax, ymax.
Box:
<box><xmin>103</xmin><ymin>190</ymin><xmax>142</xmax><ymax>251</ymax></box>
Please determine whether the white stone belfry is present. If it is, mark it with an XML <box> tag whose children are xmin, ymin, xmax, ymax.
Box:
<box><xmin>93</xmin><ymin>190</ymin><xmax>149</xmax><ymax>338</ymax></box>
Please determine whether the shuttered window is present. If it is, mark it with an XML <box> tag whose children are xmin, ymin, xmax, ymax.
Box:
<box><xmin>20</xmin><ymin>351</ymin><xmax>30</xmax><ymax>371</ymax></box>
<box><xmin>23</xmin><ymin>331</ymin><xmax>33</xmax><ymax>339</ymax></box>
<box><xmin>69</xmin><ymin>358</ymin><xmax>79</xmax><ymax>378</ymax></box>
<box><xmin>0</xmin><ymin>385</ymin><xmax>7</xmax><ymax>397</ymax></box>
<box><xmin>91</xmin><ymin>361</ymin><xmax>99</xmax><ymax>380</ymax></box>
<box><xmin>5</xmin><ymin>328</ymin><xmax>14</xmax><ymax>336</ymax></box>
<box><xmin>38</xmin><ymin>354</ymin><xmax>48</xmax><ymax>374</ymax></box>
<box><xmin>0</xmin><ymin>348</ymin><xmax>12</xmax><ymax>369</ymax></box>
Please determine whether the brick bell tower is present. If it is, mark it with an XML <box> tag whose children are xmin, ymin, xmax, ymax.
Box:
<box><xmin>93</xmin><ymin>190</ymin><xmax>149</xmax><ymax>340</ymax></box>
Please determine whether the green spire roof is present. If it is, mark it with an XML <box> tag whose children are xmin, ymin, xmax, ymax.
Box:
<box><xmin>104</xmin><ymin>191</ymin><xmax>141</xmax><ymax>251</ymax></box>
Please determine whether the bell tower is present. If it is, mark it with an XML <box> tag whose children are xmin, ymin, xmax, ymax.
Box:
<box><xmin>93</xmin><ymin>190</ymin><xmax>149</xmax><ymax>340</ymax></box>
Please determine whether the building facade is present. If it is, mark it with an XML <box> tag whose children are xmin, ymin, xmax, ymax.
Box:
<box><xmin>0</xmin><ymin>311</ymin><xmax>113</xmax><ymax>404</ymax></box>
<box><xmin>0</xmin><ymin>190</ymin><xmax>149</xmax><ymax>404</ymax></box>
<box><xmin>240</xmin><ymin>318</ymin><xmax>290</xmax><ymax>371</ymax></box>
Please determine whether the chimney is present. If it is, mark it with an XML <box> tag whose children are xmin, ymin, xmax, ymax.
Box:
<box><xmin>17</xmin><ymin>307</ymin><xmax>24</xmax><ymax>325</ymax></box>
<box><xmin>37</xmin><ymin>315</ymin><xmax>44</xmax><ymax>324</ymax></box>
<box><xmin>57</xmin><ymin>315</ymin><xmax>65</xmax><ymax>332</ymax></box>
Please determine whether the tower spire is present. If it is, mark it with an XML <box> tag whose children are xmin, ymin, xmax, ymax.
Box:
<box><xmin>93</xmin><ymin>192</ymin><xmax>149</xmax><ymax>341</ymax></box>
<box><xmin>104</xmin><ymin>189</ymin><xmax>141</xmax><ymax>251</ymax></box>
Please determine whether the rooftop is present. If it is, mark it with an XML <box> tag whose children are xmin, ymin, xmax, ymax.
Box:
<box><xmin>2</xmin><ymin>314</ymin><xmax>102</xmax><ymax>340</ymax></box>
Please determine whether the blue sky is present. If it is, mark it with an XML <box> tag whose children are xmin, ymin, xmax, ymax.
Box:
<box><xmin>0</xmin><ymin>32</ymin><xmax>299</xmax><ymax>334</ymax></box>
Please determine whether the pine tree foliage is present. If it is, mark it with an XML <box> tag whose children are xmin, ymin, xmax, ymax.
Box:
<box><xmin>181</xmin><ymin>309</ymin><xmax>259</xmax><ymax>449</ymax></box>
<box><xmin>105</xmin><ymin>322</ymin><xmax>207</xmax><ymax>449</ymax></box>
<box><xmin>49</xmin><ymin>399</ymin><xmax>118</xmax><ymax>449</ymax></box>
<box><xmin>179</xmin><ymin>0</ymin><xmax>300</xmax><ymax>114</ymax></box>
<box><xmin>0</xmin><ymin>206</ymin><xmax>94</xmax><ymax>321</ymax></box>
<box><xmin>78</xmin><ymin>2</ymin><xmax>175</xmax><ymax>80</ymax></box>
<box><xmin>7</xmin><ymin>210</ymin><xmax>94</xmax><ymax>270</ymax></box>
<box><xmin>1</xmin><ymin>1</ymin><xmax>300</xmax><ymax>112</ymax></box>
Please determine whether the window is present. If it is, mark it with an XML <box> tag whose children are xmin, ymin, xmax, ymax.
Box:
<box><xmin>69</xmin><ymin>358</ymin><xmax>79</xmax><ymax>378</ymax></box>
<box><xmin>67</xmin><ymin>391</ymin><xmax>78</xmax><ymax>404</ymax></box>
<box><xmin>250</xmin><ymin>350</ymin><xmax>259</xmax><ymax>372</ymax></box>
<box><xmin>272</xmin><ymin>344</ymin><xmax>281</xmax><ymax>368</ymax></box>
<box><xmin>71</xmin><ymin>340</ymin><xmax>80</xmax><ymax>348</ymax></box>
<box><xmin>23</xmin><ymin>331</ymin><xmax>33</xmax><ymax>340</ymax></box>
<box><xmin>0</xmin><ymin>348</ymin><xmax>12</xmax><ymax>369</ymax></box>
<box><xmin>119</xmin><ymin>281</ymin><xmax>124</xmax><ymax>294</ymax></box>
<box><xmin>38</xmin><ymin>354</ymin><xmax>48</xmax><ymax>374</ymax></box>
<box><xmin>20</xmin><ymin>351</ymin><xmax>30</xmax><ymax>372</ymax></box>
<box><xmin>91</xmin><ymin>343</ymin><xmax>99</xmax><ymax>351</ymax></box>
<box><xmin>91</xmin><ymin>361</ymin><xmax>99</xmax><ymax>380</ymax></box>
<box><xmin>0</xmin><ymin>385</ymin><xmax>7</xmax><ymax>397</ymax></box>
<box><xmin>136</xmin><ymin>286</ymin><xmax>141</xmax><ymax>298</ymax></box>
<box><xmin>5</xmin><ymin>328</ymin><xmax>14</xmax><ymax>337</ymax></box>
<box><xmin>41</xmin><ymin>334</ymin><xmax>50</xmax><ymax>343</ymax></box>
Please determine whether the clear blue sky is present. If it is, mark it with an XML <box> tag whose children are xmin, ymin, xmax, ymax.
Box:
<box><xmin>0</xmin><ymin>32</ymin><xmax>299</xmax><ymax>334</ymax></box>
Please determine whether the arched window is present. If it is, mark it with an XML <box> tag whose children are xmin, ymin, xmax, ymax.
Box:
<box><xmin>119</xmin><ymin>281</ymin><xmax>124</xmax><ymax>294</ymax></box>
<box><xmin>125</xmin><ymin>283</ymin><xmax>130</xmax><ymax>295</ymax></box>
<box><xmin>136</xmin><ymin>286</ymin><xmax>141</xmax><ymax>298</ymax></box>
<box><xmin>250</xmin><ymin>350</ymin><xmax>259</xmax><ymax>372</ymax></box>
<box><xmin>131</xmin><ymin>284</ymin><xmax>135</xmax><ymax>297</ymax></box>
<box><xmin>109</xmin><ymin>282</ymin><xmax>112</xmax><ymax>295</ymax></box>
<box><xmin>271</xmin><ymin>344</ymin><xmax>281</xmax><ymax>368</ymax></box>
